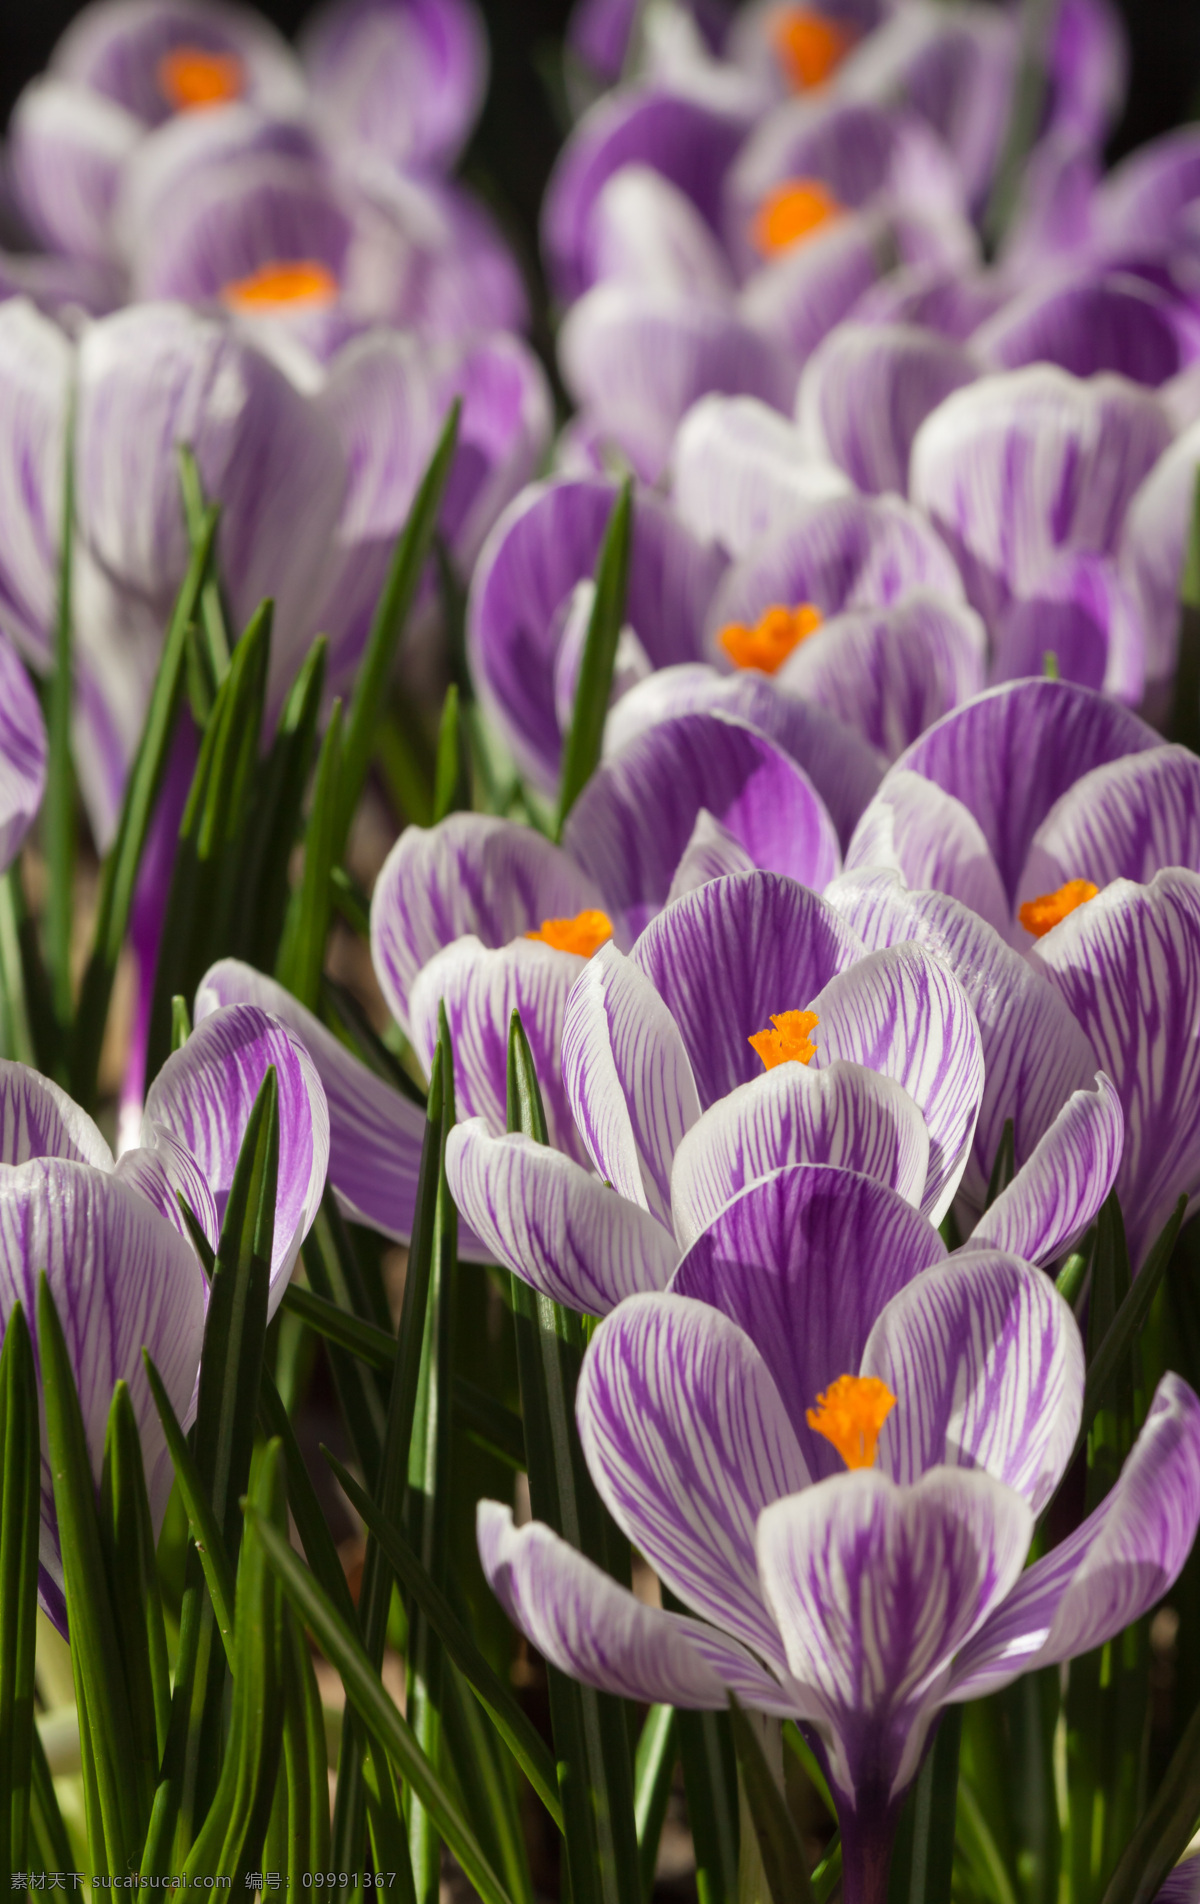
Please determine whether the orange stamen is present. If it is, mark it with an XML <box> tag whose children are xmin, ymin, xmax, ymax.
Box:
<box><xmin>770</xmin><ymin>7</ymin><xmax>858</xmax><ymax>91</ymax></box>
<box><xmin>221</xmin><ymin>260</ymin><xmax>340</xmax><ymax>312</ymax></box>
<box><xmin>748</xmin><ymin>1010</ymin><xmax>819</xmax><ymax>1070</ymax></box>
<box><xmin>751</xmin><ymin>178</ymin><xmax>844</xmax><ymax>257</ymax></box>
<box><xmin>157</xmin><ymin>45</ymin><xmax>244</xmax><ymax>112</ymax></box>
<box><xmin>526</xmin><ymin>910</ymin><xmax>613</xmax><ymax>958</ymax></box>
<box><xmin>719</xmin><ymin>603</ymin><xmax>823</xmax><ymax>674</ymax></box>
<box><xmin>1018</xmin><ymin>879</ymin><xmax>1099</xmax><ymax>940</ymax></box>
<box><xmin>807</xmin><ymin>1374</ymin><xmax>897</xmax><ymax>1470</ymax></box>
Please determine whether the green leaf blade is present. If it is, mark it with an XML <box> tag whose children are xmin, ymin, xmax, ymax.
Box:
<box><xmin>0</xmin><ymin>1302</ymin><xmax>41</xmax><ymax>1878</ymax></box>
<box><xmin>555</xmin><ymin>479</ymin><xmax>633</xmax><ymax>838</ymax></box>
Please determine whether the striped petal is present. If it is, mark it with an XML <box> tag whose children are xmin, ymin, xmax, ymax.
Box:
<box><xmin>670</xmin><ymin>393</ymin><xmax>851</xmax><ymax>559</ymax></box>
<box><xmin>974</xmin><ymin>276</ymin><xmax>1197</xmax><ymax>387</ymax></box>
<box><xmin>0</xmin><ymin>297</ymin><xmax>70</xmax><ymax>671</ymax></box>
<box><xmin>0</xmin><ymin>631</ymin><xmax>47</xmax><ymax>875</ymax></box>
<box><xmin>670</xmin><ymin>1163</ymin><xmax>946</xmax><ymax>1474</ymax></box>
<box><xmin>808</xmin><ymin>944</ymin><xmax>984</xmax><ymax>1224</ymax></box>
<box><xmin>561</xmin><ymin>941</ymin><xmax>700</xmax><ymax>1224</ymax></box>
<box><xmin>144</xmin><ymin>1002</ymin><xmax>329</xmax><ymax>1309</ymax></box>
<box><xmin>889</xmin><ymin>679</ymin><xmax>1163</xmax><ymax>909</ymax></box>
<box><xmin>1030</xmin><ymin>870</ymin><xmax>1200</xmax><ymax>1268</ymax></box>
<box><xmin>950</xmin><ymin>1372</ymin><xmax>1200</xmax><ymax>1699</ymax></box>
<box><xmin>965</xmin><ymin>1074</ymin><xmax>1123</xmax><ymax>1266</ymax></box>
<box><xmin>0</xmin><ymin>1158</ymin><xmax>207</xmax><ymax>1630</ymax></box>
<box><xmin>408</xmin><ymin>937</ymin><xmax>589</xmax><ymax>1165</ymax></box>
<box><xmin>582</xmin><ymin>164</ymin><xmax>737</xmax><ymax>300</ymax></box>
<box><xmin>863</xmin><ymin>1251</ymin><xmax>1083</xmax><ymax>1512</ymax></box>
<box><xmin>1119</xmin><ymin>414</ymin><xmax>1200</xmax><ymax>688</ymax></box>
<box><xmin>563</xmin><ymin>712</ymin><xmax>841</xmax><ymax>945</ymax></box>
<box><xmin>478</xmin><ymin>1503</ymin><xmax>792</xmax><ymax>1713</ymax></box>
<box><xmin>196</xmin><ymin>959</ymin><xmax>433</xmax><ymax>1252</ymax></box>
<box><xmin>8</xmin><ymin>77</ymin><xmax>140</xmax><ymax>265</ymax></box>
<box><xmin>796</xmin><ymin>322</ymin><xmax>979</xmax><ymax>498</ymax></box>
<box><xmin>631</xmin><ymin>870</ymin><xmax>864</xmax><ymax>1109</ymax></box>
<box><xmin>370</xmin><ymin>814</ymin><xmax>605</xmax><ymax>1034</ymax></box>
<box><xmin>843</xmin><ymin>771</ymin><xmax>1012</xmax><ymax>943</ymax></box>
<box><xmin>114</xmin><ymin>1121</ymin><xmax>221</xmax><ymax>1254</ymax></box>
<box><xmin>756</xmin><ymin>1468</ymin><xmax>1031</xmax><ymax>1804</ymax></box>
<box><xmin>301</xmin><ymin>0</ymin><xmax>488</xmax><ymax>171</ymax></box>
<box><xmin>990</xmin><ymin>551</ymin><xmax>1146</xmax><ymax>705</ymax></box>
<box><xmin>577</xmin><ymin>1291</ymin><xmax>810</xmax><ymax>1672</ymax></box>
<box><xmin>670</xmin><ymin>1062</ymin><xmax>930</xmax><ymax>1248</ymax></box>
<box><xmin>1019</xmin><ymin>745</ymin><xmax>1200</xmax><ymax>911</ymax></box>
<box><xmin>445</xmin><ymin>1119</ymin><xmax>678</xmax><ymax>1313</ymax></box>
<box><xmin>0</xmin><ymin>1062</ymin><xmax>112</xmax><ymax>1170</ymax></box>
<box><xmin>777</xmin><ymin>593</ymin><xmax>987</xmax><ymax>764</ymax></box>
<box><xmin>827</xmin><ymin>869</ymin><xmax>1104</xmax><ymax>1210</ymax></box>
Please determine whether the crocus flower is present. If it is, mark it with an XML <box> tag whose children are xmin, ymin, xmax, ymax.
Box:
<box><xmin>300</xmin><ymin>0</ymin><xmax>488</xmax><ymax>175</ymax></box>
<box><xmin>794</xmin><ymin>319</ymin><xmax>980</xmax><ymax>496</ymax></box>
<box><xmin>477</xmin><ymin>1191</ymin><xmax>1200</xmax><ymax>1898</ymax></box>
<box><xmin>1118</xmin><ymin>412</ymin><xmax>1200</xmax><ymax>695</ymax></box>
<box><xmin>971</xmin><ymin>271</ymin><xmax>1200</xmax><ymax>389</ymax></box>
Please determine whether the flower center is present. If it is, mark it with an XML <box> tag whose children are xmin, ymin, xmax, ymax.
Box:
<box><xmin>719</xmin><ymin>603</ymin><xmax>823</xmax><ymax>673</ymax></box>
<box><xmin>221</xmin><ymin>260</ymin><xmax>341</xmax><ymax>312</ymax></box>
<box><xmin>1018</xmin><ymin>879</ymin><xmax>1099</xmax><ymax>940</ymax></box>
<box><xmin>157</xmin><ymin>45</ymin><xmax>245</xmax><ymax>111</ymax></box>
<box><xmin>749</xmin><ymin>1009</ymin><xmax>819</xmax><ymax>1070</ymax></box>
<box><xmin>807</xmin><ymin>1374</ymin><xmax>897</xmax><ymax>1470</ymax></box>
<box><xmin>526</xmin><ymin>910</ymin><xmax>613</xmax><ymax>958</ymax></box>
<box><xmin>752</xmin><ymin>179</ymin><xmax>844</xmax><ymax>257</ymax></box>
<box><xmin>769</xmin><ymin>7</ymin><xmax>858</xmax><ymax>90</ymax></box>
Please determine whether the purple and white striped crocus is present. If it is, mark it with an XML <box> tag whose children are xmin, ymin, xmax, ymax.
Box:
<box><xmin>300</xmin><ymin>0</ymin><xmax>488</xmax><ymax>176</ymax></box>
<box><xmin>0</xmin><ymin>1000</ymin><xmax>328</xmax><ymax>1631</ymax></box>
<box><xmin>445</xmin><ymin>863</ymin><xmax>1122</xmax><ymax>1316</ymax></box>
<box><xmin>478</xmin><ymin>1170</ymin><xmax>1200</xmax><ymax>1901</ymax></box>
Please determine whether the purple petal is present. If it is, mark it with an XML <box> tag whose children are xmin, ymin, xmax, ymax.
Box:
<box><xmin>909</xmin><ymin>366</ymin><xmax>1171</xmax><ymax>631</ymax></box>
<box><xmin>0</xmin><ymin>298</ymin><xmax>70</xmax><ymax>672</ymax></box>
<box><xmin>885</xmin><ymin>679</ymin><xmax>1164</xmax><ymax>909</ymax></box>
<box><xmin>843</xmin><ymin>771</ymin><xmax>1013</xmax><ymax>943</ymax></box>
<box><xmin>370</xmin><ymin>814</ymin><xmax>605</xmax><ymax>1035</ymax></box>
<box><xmin>582</xmin><ymin>164</ymin><xmax>736</xmax><ymax>300</ymax></box>
<box><xmin>671</xmin><ymin>1162</ymin><xmax>945</xmax><ymax>1474</ymax></box>
<box><xmin>302</xmin><ymin>0</ymin><xmax>488</xmax><ymax>171</ymax></box>
<box><xmin>1119</xmin><ymin>415</ymin><xmax>1200</xmax><ymax>689</ymax></box>
<box><xmin>670</xmin><ymin>1061</ymin><xmax>930</xmax><ymax>1249</ymax></box>
<box><xmin>561</xmin><ymin>941</ymin><xmax>700</xmax><ymax>1225</ymax></box>
<box><xmin>467</xmin><ymin>475</ymin><xmax>724</xmax><ymax>792</ymax></box>
<box><xmin>114</xmin><ymin>1121</ymin><xmax>221</xmax><ymax>1254</ymax></box>
<box><xmin>965</xmin><ymin>1074</ymin><xmax>1122</xmax><ymax>1266</ymax></box>
<box><xmin>863</xmin><ymin>1251</ymin><xmax>1083</xmax><ymax>1512</ymax></box>
<box><xmin>558</xmin><ymin>284</ymin><xmax>794</xmax><ymax>484</ymax></box>
<box><xmin>974</xmin><ymin>275</ymin><xmax>1199</xmax><ymax>387</ymax></box>
<box><xmin>0</xmin><ymin>1158</ymin><xmax>207</xmax><ymax>1627</ymax></box>
<box><xmin>808</xmin><ymin>943</ymin><xmax>984</xmax><ymax>1224</ymax></box>
<box><xmin>478</xmin><ymin>1503</ymin><xmax>791</xmax><ymax>1712</ymax></box>
<box><xmin>1045</xmin><ymin>0</ymin><xmax>1127</xmax><ymax>146</ymax></box>
<box><xmin>1097</xmin><ymin>126</ymin><xmax>1200</xmax><ymax>255</ymax></box>
<box><xmin>578</xmin><ymin>1291</ymin><xmax>809</xmax><ymax>1670</ymax></box>
<box><xmin>631</xmin><ymin>870</ymin><xmax>863</xmax><ymax>1109</ymax></box>
<box><xmin>0</xmin><ymin>1061</ymin><xmax>112</xmax><ymax>1169</ymax></box>
<box><xmin>52</xmin><ymin>0</ymin><xmax>305</xmax><ymax>126</ymax></box>
<box><xmin>796</xmin><ymin>322</ymin><xmax>979</xmax><ymax>497</ymax></box>
<box><xmin>1020</xmin><ymin>745</ymin><xmax>1200</xmax><ymax>914</ymax></box>
<box><xmin>1030</xmin><ymin>870</ymin><xmax>1200</xmax><ymax>1268</ymax></box>
<box><xmin>0</xmin><ymin>632</ymin><xmax>47</xmax><ymax>873</ymax></box>
<box><xmin>408</xmin><ymin>937</ymin><xmax>590</xmax><ymax>1165</ymax></box>
<box><xmin>196</xmin><ymin>958</ymin><xmax>433</xmax><ymax>1252</ymax></box>
<box><xmin>851</xmin><ymin>258</ymin><xmax>1009</xmax><ymax>340</ymax></box>
<box><xmin>777</xmin><ymin>592</ymin><xmax>987</xmax><ymax>763</ymax></box>
<box><xmin>543</xmin><ymin>87</ymin><xmax>749</xmax><ymax>303</ymax></box>
<box><xmin>666</xmin><ymin>808</ymin><xmax>758</xmax><ymax>903</ymax></box>
<box><xmin>950</xmin><ymin>1372</ymin><xmax>1200</xmax><ymax>1697</ymax></box>
<box><xmin>756</xmin><ymin>1468</ymin><xmax>1031</xmax><ymax>1803</ymax></box>
<box><xmin>991</xmin><ymin>551</ymin><xmax>1146</xmax><ymax>705</ymax></box>
<box><xmin>708</xmin><ymin>492</ymin><xmax>965</xmax><ymax>644</ymax></box>
<box><xmin>827</xmin><ymin>868</ymin><xmax>1106</xmax><ymax>1210</ymax></box>
<box><xmin>144</xmin><ymin>1002</ymin><xmax>329</xmax><ymax>1309</ymax></box>
<box><xmin>9</xmin><ymin>78</ymin><xmax>141</xmax><ymax>265</ymax></box>
<box><xmin>563</xmin><ymin>711</ymin><xmax>841</xmax><ymax>945</ymax></box>
<box><xmin>737</xmin><ymin>210</ymin><xmax>913</xmax><ymax>371</ymax></box>
<box><xmin>603</xmin><ymin>666</ymin><xmax>884</xmax><ymax>853</ymax></box>
<box><xmin>446</xmin><ymin>1119</ymin><xmax>678</xmax><ymax>1314</ymax></box>
<box><xmin>670</xmin><ymin>393</ymin><xmax>851</xmax><ymax>558</ymax></box>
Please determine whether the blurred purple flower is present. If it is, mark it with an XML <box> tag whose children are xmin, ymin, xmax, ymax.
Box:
<box><xmin>301</xmin><ymin>0</ymin><xmax>488</xmax><ymax>173</ymax></box>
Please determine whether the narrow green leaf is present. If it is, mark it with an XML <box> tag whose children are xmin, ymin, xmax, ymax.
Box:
<box><xmin>330</xmin><ymin>863</ymin><xmax>371</xmax><ymax>938</ymax></box>
<box><xmin>100</xmin><ymin>1380</ymin><xmax>171</xmax><ymax>1788</ymax></box>
<box><xmin>887</xmin><ymin>1706</ymin><xmax>961</xmax><ymax>1904</ymax></box>
<box><xmin>0</xmin><ymin>868</ymin><xmax>36</xmax><ymax>1068</ymax></box>
<box><xmin>441</xmin><ymin>1658</ymin><xmax>534</xmax><ymax>1904</ymax></box>
<box><xmin>28</xmin><ymin>1721</ymin><xmax>73</xmax><ymax>1875</ymax></box>
<box><xmin>811</xmin><ymin>1838</ymin><xmax>842</xmax><ymax>1904</ymax></box>
<box><xmin>258</xmin><ymin>1366</ymin><xmax>357</xmax><ymax>1627</ymax></box>
<box><xmin>177</xmin><ymin>443</ymin><xmax>231</xmax><ymax>684</ymax></box>
<box><xmin>143</xmin><ymin>1351</ymin><xmax>237</xmax><ymax>1665</ymax></box>
<box><xmin>432</xmin><ymin>682</ymin><xmax>469</xmax><ymax>822</ymax></box>
<box><xmin>984</xmin><ymin>1118</ymin><xmax>1015</xmax><ymax>1211</ymax></box>
<box><xmin>981</xmin><ymin>0</ymin><xmax>1056</xmax><ymax>245</ymax></box>
<box><xmin>339</xmin><ymin>400</ymin><xmax>461</xmax><ymax>852</ymax></box>
<box><xmin>320</xmin><ymin>970</ymin><xmax>427</xmax><ymax>1102</ymax></box>
<box><xmin>282</xmin><ymin>1280</ymin><xmax>395</xmax><ymax>1367</ymax></box>
<box><xmin>276</xmin><ymin>696</ymin><xmax>343</xmax><ymax>1008</ymax></box>
<box><xmin>676</xmin><ymin>1708</ymin><xmax>740</xmax><ymax>1904</ymax></box>
<box><xmin>236</xmin><ymin>633</ymin><xmax>328</xmax><ymax>974</ymax></box>
<box><xmin>455</xmin><ymin>1377</ymin><xmax>526</xmax><ymax>1469</ymax></box>
<box><xmin>1055</xmin><ymin>1229</ymin><xmax>1094</xmax><ymax>1308</ymax></box>
<box><xmin>171</xmin><ymin>994</ymin><xmax>191</xmax><ymax>1050</ymax></box>
<box><xmin>37</xmin><ymin>1273</ymin><xmax>143</xmax><ymax>1873</ymax></box>
<box><xmin>728</xmin><ymin>1697</ymin><xmax>815</xmax><ymax>1904</ymax></box>
<box><xmin>0</xmin><ymin>1303</ymin><xmax>40</xmax><ymax>1878</ymax></box>
<box><xmin>282</xmin><ymin>1604</ymin><xmax>331</xmax><ymax>1879</ymax></box>
<box><xmin>782</xmin><ymin>1721</ymin><xmax>835</xmax><ymax>1822</ymax></box>
<box><xmin>251</xmin><ymin>1507</ymin><xmax>518</xmax><ymax>1904</ymax></box>
<box><xmin>1080</xmin><ymin>1194</ymin><xmax>1187</xmax><ymax>1452</ymax></box>
<box><xmin>1169</xmin><ymin>465</ymin><xmax>1200</xmax><ymax>756</ymax></box>
<box><xmin>72</xmin><ymin>502</ymin><xmax>219</xmax><ymax>1106</ymax></box>
<box><xmin>1099</xmin><ymin>1691</ymin><xmax>1200</xmax><ymax>1904</ymax></box>
<box><xmin>376</xmin><ymin>702</ymin><xmax>434</xmax><ymax>829</ymax></box>
<box><xmin>43</xmin><ymin>394</ymin><xmax>75</xmax><ymax>1033</ymax></box>
<box><xmin>635</xmin><ymin>1705</ymin><xmax>677</xmax><ymax>1901</ymax></box>
<box><xmin>325</xmin><ymin>1449</ymin><xmax>562</xmax><ymax>1828</ymax></box>
<box><xmin>300</xmin><ymin>1195</ymin><xmax>388</xmax><ymax>1488</ymax></box>
<box><xmin>953</xmin><ymin>1777</ymin><xmax>1019</xmax><ymax>1904</ymax></box>
<box><xmin>555</xmin><ymin>479</ymin><xmax>633</xmax><ymax>838</ymax></box>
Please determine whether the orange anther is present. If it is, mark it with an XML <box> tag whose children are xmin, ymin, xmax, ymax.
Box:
<box><xmin>748</xmin><ymin>1010</ymin><xmax>819</xmax><ymax>1070</ymax></box>
<box><xmin>770</xmin><ymin>7</ymin><xmax>858</xmax><ymax>91</ymax></box>
<box><xmin>526</xmin><ymin>910</ymin><xmax>614</xmax><ymax>958</ymax></box>
<box><xmin>751</xmin><ymin>178</ymin><xmax>844</xmax><ymax>256</ymax></box>
<box><xmin>807</xmin><ymin>1374</ymin><xmax>897</xmax><ymax>1470</ymax></box>
<box><xmin>719</xmin><ymin>603</ymin><xmax>823</xmax><ymax>674</ymax></box>
<box><xmin>1018</xmin><ymin>879</ymin><xmax>1099</xmax><ymax>940</ymax></box>
<box><xmin>158</xmin><ymin>45</ymin><xmax>244</xmax><ymax>111</ymax></box>
<box><xmin>221</xmin><ymin>260</ymin><xmax>340</xmax><ymax>312</ymax></box>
